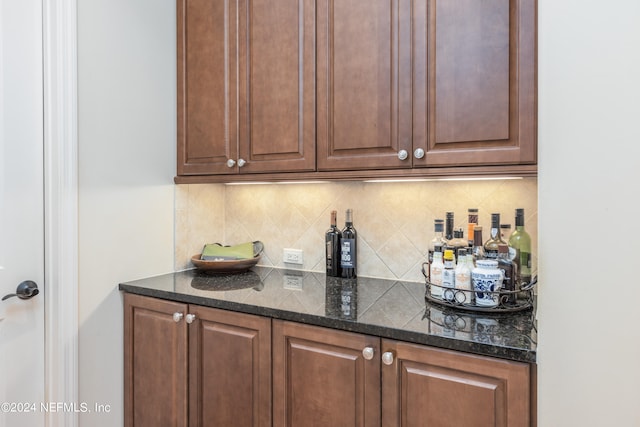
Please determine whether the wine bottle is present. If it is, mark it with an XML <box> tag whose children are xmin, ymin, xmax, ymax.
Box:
<box><xmin>508</xmin><ymin>208</ymin><xmax>532</xmax><ymax>288</ymax></box>
<box><xmin>484</xmin><ymin>213</ymin><xmax>507</xmax><ymax>259</ymax></box>
<box><xmin>340</xmin><ymin>209</ymin><xmax>357</xmax><ymax>278</ymax></box>
<box><xmin>472</xmin><ymin>226</ymin><xmax>485</xmax><ymax>261</ymax></box>
<box><xmin>325</xmin><ymin>210</ymin><xmax>342</xmax><ymax>277</ymax></box>
<box><xmin>445</xmin><ymin>212</ymin><xmax>455</xmax><ymax>241</ymax></box>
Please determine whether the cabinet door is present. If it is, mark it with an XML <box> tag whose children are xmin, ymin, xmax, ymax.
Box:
<box><xmin>381</xmin><ymin>340</ymin><xmax>531</xmax><ymax>427</ymax></box>
<box><xmin>188</xmin><ymin>306</ymin><xmax>271</xmax><ymax>427</ymax></box>
<box><xmin>317</xmin><ymin>0</ymin><xmax>412</xmax><ymax>171</ymax></box>
<box><xmin>413</xmin><ymin>0</ymin><xmax>536</xmax><ymax>167</ymax></box>
<box><xmin>237</xmin><ymin>0</ymin><xmax>316</xmax><ymax>173</ymax></box>
<box><xmin>177</xmin><ymin>0</ymin><xmax>240</xmax><ymax>175</ymax></box>
<box><xmin>273</xmin><ymin>320</ymin><xmax>380</xmax><ymax>427</ymax></box>
<box><xmin>124</xmin><ymin>294</ymin><xmax>188</xmax><ymax>427</ymax></box>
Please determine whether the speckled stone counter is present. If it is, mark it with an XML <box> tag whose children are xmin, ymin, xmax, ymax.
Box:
<box><xmin>119</xmin><ymin>267</ymin><xmax>536</xmax><ymax>363</ymax></box>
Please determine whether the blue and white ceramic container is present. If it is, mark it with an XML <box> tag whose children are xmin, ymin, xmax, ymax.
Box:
<box><xmin>472</xmin><ymin>260</ymin><xmax>504</xmax><ymax>307</ymax></box>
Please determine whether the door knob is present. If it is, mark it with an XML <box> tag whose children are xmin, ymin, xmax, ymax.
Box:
<box><xmin>397</xmin><ymin>150</ymin><xmax>408</xmax><ymax>161</ymax></box>
<box><xmin>414</xmin><ymin>148</ymin><xmax>425</xmax><ymax>159</ymax></box>
<box><xmin>226</xmin><ymin>159</ymin><xmax>236</xmax><ymax>168</ymax></box>
<box><xmin>185</xmin><ymin>314</ymin><xmax>196</xmax><ymax>324</ymax></box>
<box><xmin>237</xmin><ymin>158</ymin><xmax>246</xmax><ymax>167</ymax></box>
<box><xmin>382</xmin><ymin>351</ymin><xmax>395</xmax><ymax>366</ymax></box>
<box><xmin>2</xmin><ymin>280</ymin><xmax>40</xmax><ymax>301</ymax></box>
<box><xmin>362</xmin><ymin>347</ymin><xmax>375</xmax><ymax>360</ymax></box>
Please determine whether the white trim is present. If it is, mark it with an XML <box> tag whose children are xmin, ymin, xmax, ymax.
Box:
<box><xmin>42</xmin><ymin>1</ymin><xmax>78</xmax><ymax>426</ymax></box>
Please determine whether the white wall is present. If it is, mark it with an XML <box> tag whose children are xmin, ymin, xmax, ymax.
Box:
<box><xmin>538</xmin><ymin>1</ymin><xmax>640</xmax><ymax>425</ymax></box>
<box><xmin>77</xmin><ymin>0</ymin><xmax>175</xmax><ymax>425</ymax></box>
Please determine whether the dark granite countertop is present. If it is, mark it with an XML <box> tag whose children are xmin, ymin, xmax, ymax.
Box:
<box><xmin>119</xmin><ymin>267</ymin><xmax>537</xmax><ymax>363</ymax></box>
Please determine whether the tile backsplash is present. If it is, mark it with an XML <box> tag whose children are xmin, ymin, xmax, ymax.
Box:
<box><xmin>175</xmin><ymin>178</ymin><xmax>538</xmax><ymax>283</ymax></box>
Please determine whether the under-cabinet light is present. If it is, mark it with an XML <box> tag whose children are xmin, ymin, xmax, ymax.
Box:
<box><xmin>224</xmin><ymin>181</ymin><xmax>327</xmax><ymax>186</ymax></box>
<box><xmin>363</xmin><ymin>176</ymin><xmax>524</xmax><ymax>183</ymax></box>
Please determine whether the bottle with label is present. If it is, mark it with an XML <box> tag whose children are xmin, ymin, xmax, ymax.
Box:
<box><xmin>483</xmin><ymin>213</ymin><xmax>507</xmax><ymax>259</ymax></box>
<box><xmin>445</xmin><ymin>212</ymin><xmax>455</xmax><ymax>242</ymax></box>
<box><xmin>442</xmin><ymin>249</ymin><xmax>456</xmax><ymax>302</ymax></box>
<box><xmin>454</xmin><ymin>248</ymin><xmax>472</xmax><ymax>304</ymax></box>
<box><xmin>429</xmin><ymin>251</ymin><xmax>444</xmax><ymax>299</ymax></box>
<box><xmin>497</xmin><ymin>244</ymin><xmax>517</xmax><ymax>304</ymax></box>
<box><xmin>467</xmin><ymin>208</ymin><xmax>479</xmax><ymax>247</ymax></box>
<box><xmin>325</xmin><ymin>210</ymin><xmax>342</xmax><ymax>277</ymax></box>
<box><xmin>508</xmin><ymin>208</ymin><xmax>532</xmax><ymax>289</ymax></box>
<box><xmin>471</xmin><ymin>226</ymin><xmax>485</xmax><ymax>261</ymax></box>
<box><xmin>340</xmin><ymin>209</ymin><xmax>357</xmax><ymax>279</ymax></box>
<box><xmin>428</xmin><ymin>219</ymin><xmax>446</xmax><ymax>267</ymax></box>
<box><xmin>447</xmin><ymin>228</ymin><xmax>468</xmax><ymax>262</ymax></box>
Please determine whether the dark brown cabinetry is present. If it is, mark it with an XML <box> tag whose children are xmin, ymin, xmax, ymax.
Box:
<box><xmin>124</xmin><ymin>293</ymin><xmax>271</xmax><ymax>427</ymax></box>
<box><xmin>177</xmin><ymin>0</ymin><xmax>536</xmax><ymax>182</ymax></box>
<box><xmin>273</xmin><ymin>320</ymin><xmax>531</xmax><ymax>427</ymax></box>
<box><xmin>177</xmin><ymin>0</ymin><xmax>315</xmax><ymax>176</ymax></box>
<box><xmin>125</xmin><ymin>294</ymin><xmax>532</xmax><ymax>426</ymax></box>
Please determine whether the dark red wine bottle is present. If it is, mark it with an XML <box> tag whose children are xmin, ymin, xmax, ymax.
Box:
<box><xmin>325</xmin><ymin>210</ymin><xmax>342</xmax><ymax>277</ymax></box>
<box><xmin>340</xmin><ymin>209</ymin><xmax>357</xmax><ymax>278</ymax></box>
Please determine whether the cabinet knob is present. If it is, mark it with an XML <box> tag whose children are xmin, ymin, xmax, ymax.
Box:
<box><xmin>237</xmin><ymin>158</ymin><xmax>246</xmax><ymax>167</ymax></box>
<box><xmin>414</xmin><ymin>148</ymin><xmax>425</xmax><ymax>159</ymax></box>
<box><xmin>362</xmin><ymin>347</ymin><xmax>375</xmax><ymax>361</ymax></box>
<box><xmin>382</xmin><ymin>351</ymin><xmax>395</xmax><ymax>366</ymax></box>
<box><xmin>226</xmin><ymin>159</ymin><xmax>236</xmax><ymax>168</ymax></box>
<box><xmin>185</xmin><ymin>314</ymin><xmax>196</xmax><ymax>324</ymax></box>
<box><xmin>397</xmin><ymin>150</ymin><xmax>408</xmax><ymax>161</ymax></box>
<box><xmin>172</xmin><ymin>312</ymin><xmax>184</xmax><ymax>323</ymax></box>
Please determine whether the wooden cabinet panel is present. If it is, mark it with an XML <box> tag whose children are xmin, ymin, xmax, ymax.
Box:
<box><xmin>189</xmin><ymin>306</ymin><xmax>271</xmax><ymax>427</ymax></box>
<box><xmin>414</xmin><ymin>0</ymin><xmax>536</xmax><ymax>167</ymax></box>
<box><xmin>273</xmin><ymin>320</ymin><xmax>381</xmax><ymax>427</ymax></box>
<box><xmin>178</xmin><ymin>0</ymin><xmax>239</xmax><ymax>175</ymax></box>
<box><xmin>317</xmin><ymin>0</ymin><xmax>412</xmax><ymax>171</ymax></box>
<box><xmin>238</xmin><ymin>0</ymin><xmax>316</xmax><ymax>173</ymax></box>
<box><xmin>382</xmin><ymin>340</ymin><xmax>530</xmax><ymax>427</ymax></box>
<box><xmin>124</xmin><ymin>294</ymin><xmax>188</xmax><ymax>427</ymax></box>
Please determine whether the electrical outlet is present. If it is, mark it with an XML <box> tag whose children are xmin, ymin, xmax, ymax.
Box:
<box><xmin>283</xmin><ymin>274</ymin><xmax>304</xmax><ymax>290</ymax></box>
<box><xmin>283</xmin><ymin>248</ymin><xmax>304</xmax><ymax>265</ymax></box>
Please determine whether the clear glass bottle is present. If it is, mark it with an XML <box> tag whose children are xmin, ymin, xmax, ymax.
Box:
<box><xmin>442</xmin><ymin>249</ymin><xmax>456</xmax><ymax>302</ymax></box>
<box><xmin>340</xmin><ymin>209</ymin><xmax>357</xmax><ymax>278</ymax></box>
<box><xmin>508</xmin><ymin>208</ymin><xmax>532</xmax><ymax>289</ymax></box>
<box><xmin>500</xmin><ymin>223</ymin><xmax>512</xmax><ymax>240</ymax></box>
<box><xmin>428</xmin><ymin>219</ymin><xmax>446</xmax><ymax>266</ymax></box>
<box><xmin>484</xmin><ymin>213</ymin><xmax>507</xmax><ymax>259</ymax></box>
<box><xmin>429</xmin><ymin>251</ymin><xmax>444</xmax><ymax>299</ymax></box>
<box><xmin>454</xmin><ymin>248</ymin><xmax>472</xmax><ymax>304</ymax></box>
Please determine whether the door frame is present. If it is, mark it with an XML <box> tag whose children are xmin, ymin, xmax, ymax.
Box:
<box><xmin>43</xmin><ymin>0</ymin><xmax>79</xmax><ymax>426</ymax></box>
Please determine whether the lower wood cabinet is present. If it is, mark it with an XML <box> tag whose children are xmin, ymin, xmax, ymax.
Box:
<box><xmin>124</xmin><ymin>293</ymin><xmax>271</xmax><ymax>427</ymax></box>
<box><xmin>124</xmin><ymin>294</ymin><xmax>532</xmax><ymax>426</ymax></box>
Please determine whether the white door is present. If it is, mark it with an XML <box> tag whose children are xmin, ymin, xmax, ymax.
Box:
<box><xmin>0</xmin><ymin>0</ymin><xmax>46</xmax><ymax>426</ymax></box>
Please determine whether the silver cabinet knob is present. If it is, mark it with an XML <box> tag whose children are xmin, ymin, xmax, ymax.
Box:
<box><xmin>172</xmin><ymin>312</ymin><xmax>184</xmax><ymax>323</ymax></box>
<box><xmin>226</xmin><ymin>159</ymin><xmax>236</xmax><ymax>168</ymax></box>
<box><xmin>414</xmin><ymin>148</ymin><xmax>425</xmax><ymax>159</ymax></box>
<box><xmin>362</xmin><ymin>347</ymin><xmax>375</xmax><ymax>361</ymax></box>
<box><xmin>397</xmin><ymin>150</ymin><xmax>408</xmax><ymax>161</ymax></box>
<box><xmin>237</xmin><ymin>158</ymin><xmax>246</xmax><ymax>167</ymax></box>
<box><xmin>185</xmin><ymin>314</ymin><xmax>196</xmax><ymax>324</ymax></box>
<box><xmin>382</xmin><ymin>351</ymin><xmax>395</xmax><ymax>366</ymax></box>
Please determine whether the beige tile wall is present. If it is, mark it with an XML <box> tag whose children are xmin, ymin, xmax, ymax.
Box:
<box><xmin>175</xmin><ymin>178</ymin><xmax>538</xmax><ymax>282</ymax></box>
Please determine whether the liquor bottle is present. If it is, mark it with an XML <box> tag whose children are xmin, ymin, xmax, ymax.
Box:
<box><xmin>508</xmin><ymin>208</ymin><xmax>532</xmax><ymax>288</ymax></box>
<box><xmin>445</xmin><ymin>212</ymin><xmax>455</xmax><ymax>241</ymax></box>
<box><xmin>340</xmin><ymin>209</ymin><xmax>357</xmax><ymax>278</ymax></box>
<box><xmin>500</xmin><ymin>223</ymin><xmax>512</xmax><ymax>240</ymax></box>
<box><xmin>454</xmin><ymin>248</ymin><xmax>472</xmax><ymax>304</ymax></box>
<box><xmin>467</xmin><ymin>208</ymin><xmax>479</xmax><ymax>247</ymax></box>
<box><xmin>429</xmin><ymin>251</ymin><xmax>444</xmax><ymax>299</ymax></box>
<box><xmin>428</xmin><ymin>219</ymin><xmax>446</xmax><ymax>266</ymax></box>
<box><xmin>448</xmin><ymin>228</ymin><xmax>468</xmax><ymax>262</ymax></box>
<box><xmin>484</xmin><ymin>213</ymin><xmax>507</xmax><ymax>259</ymax></box>
<box><xmin>442</xmin><ymin>249</ymin><xmax>456</xmax><ymax>302</ymax></box>
<box><xmin>325</xmin><ymin>210</ymin><xmax>342</xmax><ymax>277</ymax></box>
<box><xmin>497</xmin><ymin>244</ymin><xmax>517</xmax><ymax>304</ymax></box>
<box><xmin>471</xmin><ymin>226</ymin><xmax>485</xmax><ymax>261</ymax></box>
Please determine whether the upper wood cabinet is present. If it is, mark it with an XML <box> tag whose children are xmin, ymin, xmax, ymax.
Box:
<box><xmin>413</xmin><ymin>0</ymin><xmax>536</xmax><ymax>168</ymax></box>
<box><xmin>177</xmin><ymin>0</ymin><xmax>316</xmax><ymax>175</ymax></box>
<box><xmin>176</xmin><ymin>0</ymin><xmax>537</xmax><ymax>182</ymax></box>
<box><xmin>316</xmin><ymin>0</ymin><xmax>413</xmax><ymax>171</ymax></box>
